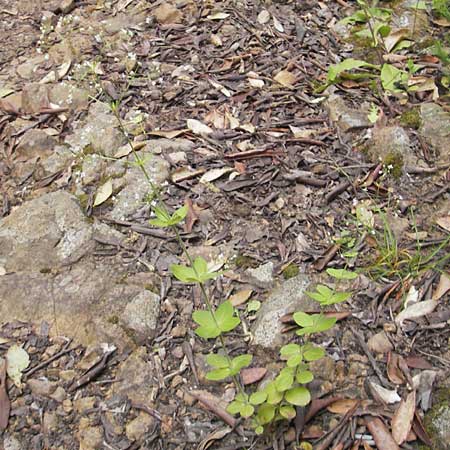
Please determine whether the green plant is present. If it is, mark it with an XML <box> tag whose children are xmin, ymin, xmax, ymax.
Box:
<box><xmin>433</xmin><ymin>0</ymin><xmax>450</xmax><ymax>20</ymax></box>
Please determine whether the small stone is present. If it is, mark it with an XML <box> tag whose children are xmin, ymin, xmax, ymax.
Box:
<box><xmin>368</xmin><ymin>331</ymin><xmax>393</xmax><ymax>354</ymax></box>
<box><xmin>43</xmin><ymin>411</ymin><xmax>58</xmax><ymax>432</ymax></box>
<box><xmin>171</xmin><ymin>324</ymin><xmax>186</xmax><ymax>338</ymax></box>
<box><xmin>59</xmin><ymin>370</ymin><xmax>76</xmax><ymax>382</ymax></box>
<box><xmin>309</xmin><ymin>356</ymin><xmax>335</xmax><ymax>381</ymax></box>
<box><xmin>153</xmin><ymin>3</ymin><xmax>182</xmax><ymax>24</ymax></box>
<box><xmin>171</xmin><ymin>375</ymin><xmax>183</xmax><ymax>388</ymax></box>
<box><xmin>27</xmin><ymin>378</ymin><xmax>57</xmax><ymax>397</ymax></box>
<box><xmin>171</xmin><ymin>346</ymin><xmax>184</xmax><ymax>359</ymax></box>
<box><xmin>246</xmin><ymin>262</ymin><xmax>274</xmax><ymax>288</ymax></box>
<box><xmin>74</xmin><ymin>396</ymin><xmax>96</xmax><ymax>414</ymax></box>
<box><xmin>21</xmin><ymin>83</ymin><xmax>49</xmax><ymax>114</ymax></box>
<box><xmin>50</xmin><ymin>386</ymin><xmax>66</xmax><ymax>402</ymax></box>
<box><xmin>125</xmin><ymin>412</ymin><xmax>155</xmax><ymax>441</ymax></box>
<box><xmin>59</xmin><ymin>0</ymin><xmax>75</xmax><ymax>14</ymax></box>
<box><xmin>78</xmin><ymin>419</ymin><xmax>103</xmax><ymax>450</ymax></box>
<box><xmin>15</xmin><ymin>129</ymin><xmax>56</xmax><ymax>161</ymax></box>
<box><xmin>168</xmin><ymin>151</ymin><xmax>187</xmax><ymax>164</ymax></box>
<box><xmin>62</xmin><ymin>399</ymin><xmax>73</xmax><ymax>413</ymax></box>
<box><xmin>120</xmin><ymin>290</ymin><xmax>161</xmax><ymax>344</ymax></box>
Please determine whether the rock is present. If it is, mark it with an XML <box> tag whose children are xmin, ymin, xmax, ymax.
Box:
<box><xmin>2</xmin><ymin>434</ymin><xmax>23</xmax><ymax>450</ymax></box>
<box><xmin>79</xmin><ymin>154</ymin><xmax>107</xmax><ymax>186</ymax></box>
<box><xmin>50</xmin><ymin>386</ymin><xmax>67</xmax><ymax>402</ymax></box>
<box><xmin>424</xmin><ymin>388</ymin><xmax>450</xmax><ymax>450</ymax></box>
<box><xmin>65</xmin><ymin>101</ymin><xmax>125</xmax><ymax>156</ymax></box>
<box><xmin>111</xmin><ymin>347</ymin><xmax>156</xmax><ymax>406</ymax></box>
<box><xmin>251</xmin><ymin>274</ymin><xmax>318</xmax><ymax>348</ymax></box>
<box><xmin>49</xmin><ymin>82</ymin><xmax>89</xmax><ymax>111</ymax></box>
<box><xmin>59</xmin><ymin>0</ymin><xmax>75</xmax><ymax>14</ymax></box>
<box><xmin>145</xmin><ymin>138</ymin><xmax>194</xmax><ymax>154</ymax></box>
<box><xmin>78</xmin><ymin>418</ymin><xmax>103</xmax><ymax>450</ymax></box>
<box><xmin>366</xmin><ymin>125</ymin><xmax>415</xmax><ymax>171</ymax></box>
<box><xmin>125</xmin><ymin>412</ymin><xmax>155</xmax><ymax>441</ymax></box>
<box><xmin>420</xmin><ymin>103</ymin><xmax>450</xmax><ymax>164</ymax></box>
<box><xmin>74</xmin><ymin>396</ymin><xmax>96</xmax><ymax>413</ymax></box>
<box><xmin>28</xmin><ymin>378</ymin><xmax>57</xmax><ymax>397</ymax></box>
<box><xmin>15</xmin><ymin>129</ymin><xmax>56</xmax><ymax>161</ymax></box>
<box><xmin>108</xmin><ymin>151</ymin><xmax>169</xmax><ymax>220</ymax></box>
<box><xmin>101</xmin><ymin>13</ymin><xmax>146</xmax><ymax>34</ymax></box>
<box><xmin>16</xmin><ymin>55</ymin><xmax>46</xmax><ymax>79</ymax></box>
<box><xmin>120</xmin><ymin>290</ymin><xmax>161</xmax><ymax>344</ymax></box>
<box><xmin>153</xmin><ymin>3</ymin><xmax>183</xmax><ymax>24</ymax></box>
<box><xmin>325</xmin><ymin>94</ymin><xmax>370</xmax><ymax>134</ymax></box>
<box><xmin>21</xmin><ymin>83</ymin><xmax>49</xmax><ymax>114</ymax></box>
<box><xmin>309</xmin><ymin>356</ymin><xmax>335</xmax><ymax>381</ymax></box>
<box><xmin>0</xmin><ymin>191</ymin><xmax>93</xmax><ymax>272</ymax></box>
<box><xmin>367</xmin><ymin>331</ymin><xmax>393</xmax><ymax>354</ymax></box>
<box><xmin>41</xmin><ymin>145</ymin><xmax>74</xmax><ymax>174</ymax></box>
<box><xmin>43</xmin><ymin>411</ymin><xmax>59</xmax><ymax>432</ymax></box>
<box><xmin>392</xmin><ymin>1</ymin><xmax>429</xmax><ymax>36</ymax></box>
<box><xmin>245</xmin><ymin>262</ymin><xmax>275</xmax><ymax>289</ymax></box>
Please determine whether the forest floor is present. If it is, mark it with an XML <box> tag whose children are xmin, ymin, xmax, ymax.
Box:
<box><xmin>0</xmin><ymin>0</ymin><xmax>450</xmax><ymax>449</ymax></box>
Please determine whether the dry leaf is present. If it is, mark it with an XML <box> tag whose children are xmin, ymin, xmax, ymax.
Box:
<box><xmin>241</xmin><ymin>367</ymin><xmax>267</xmax><ymax>385</ymax></box>
<box><xmin>229</xmin><ymin>289</ymin><xmax>253</xmax><ymax>306</ymax></box>
<box><xmin>171</xmin><ymin>167</ymin><xmax>205</xmax><ymax>183</ymax></box>
<box><xmin>210</xmin><ymin>34</ymin><xmax>222</xmax><ymax>47</ymax></box>
<box><xmin>436</xmin><ymin>215</ymin><xmax>450</xmax><ymax>232</ymax></box>
<box><xmin>257</xmin><ymin>9</ymin><xmax>270</xmax><ymax>24</ymax></box>
<box><xmin>369</xmin><ymin>381</ymin><xmax>401</xmax><ymax>404</ymax></box>
<box><xmin>433</xmin><ymin>273</ymin><xmax>450</xmax><ymax>300</ymax></box>
<box><xmin>387</xmin><ymin>353</ymin><xmax>406</xmax><ymax>385</ymax></box>
<box><xmin>187</xmin><ymin>119</ymin><xmax>214</xmax><ymax>135</ymax></box>
<box><xmin>248</xmin><ymin>77</ymin><xmax>264</xmax><ymax>88</ymax></box>
<box><xmin>0</xmin><ymin>88</ymin><xmax>14</xmax><ymax>98</ymax></box>
<box><xmin>395</xmin><ymin>299</ymin><xmax>438</xmax><ymax>326</ymax></box>
<box><xmin>413</xmin><ymin>370</ymin><xmax>437</xmax><ymax>411</ymax></box>
<box><xmin>289</xmin><ymin>125</ymin><xmax>316</xmax><ymax>138</ymax></box>
<box><xmin>273</xmin><ymin>16</ymin><xmax>284</xmax><ymax>32</ymax></box>
<box><xmin>392</xmin><ymin>391</ymin><xmax>416</xmax><ymax>445</ymax></box>
<box><xmin>274</xmin><ymin>70</ymin><xmax>296</xmax><ymax>88</ymax></box>
<box><xmin>207</xmin><ymin>12</ymin><xmax>230</xmax><ymax>20</ymax></box>
<box><xmin>6</xmin><ymin>345</ymin><xmax>30</xmax><ymax>388</ymax></box>
<box><xmin>239</xmin><ymin>123</ymin><xmax>255</xmax><ymax>133</ymax></box>
<box><xmin>148</xmin><ymin>129</ymin><xmax>186</xmax><ymax>139</ymax></box>
<box><xmin>365</xmin><ymin>417</ymin><xmax>400</xmax><ymax>450</ymax></box>
<box><xmin>94</xmin><ymin>179</ymin><xmax>113</xmax><ymax>206</ymax></box>
<box><xmin>327</xmin><ymin>399</ymin><xmax>359</xmax><ymax>414</ymax></box>
<box><xmin>200</xmin><ymin>167</ymin><xmax>233</xmax><ymax>183</ymax></box>
<box><xmin>384</xmin><ymin>29</ymin><xmax>410</xmax><ymax>52</ymax></box>
<box><xmin>0</xmin><ymin>358</ymin><xmax>10</xmax><ymax>431</ymax></box>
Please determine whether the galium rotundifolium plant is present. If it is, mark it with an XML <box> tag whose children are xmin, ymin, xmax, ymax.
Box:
<box><xmin>239</xmin><ymin>267</ymin><xmax>356</xmax><ymax>435</ymax></box>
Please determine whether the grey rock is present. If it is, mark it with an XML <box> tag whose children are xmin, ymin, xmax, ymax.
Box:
<box><xmin>15</xmin><ymin>129</ymin><xmax>56</xmax><ymax>161</ymax></box>
<box><xmin>0</xmin><ymin>191</ymin><xmax>93</xmax><ymax>272</ymax></box>
<box><xmin>65</xmin><ymin>101</ymin><xmax>125</xmax><ymax>156</ymax></box>
<box><xmin>420</xmin><ymin>103</ymin><xmax>450</xmax><ymax>164</ymax></box>
<box><xmin>28</xmin><ymin>378</ymin><xmax>57</xmax><ymax>397</ymax></box>
<box><xmin>245</xmin><ymin>262</ymin><xmax>274</xmax><ymax>289</ymax></box>
<box><xmin>366</xmin><ymin>125</ymin><xmax>415</xmax><ymax>167</ymax></box>
<box><xmin>120</xmin><ymin>290</ymin><xmax>161</xmax><ymax>344</ymax></box>
<box><xmin>79</xmin><ymin>154</ymin><xmax>107</xmax><ymax>186</ymax></box>
<box><xmin>41</xmin><ymin>145</ymin><xmax>74</xmax><ymax>174</ymax></box>
<box><xmin>145</xmin><ymin>138</ymin><xmax>194</xmax><ymax>154</ymax></box>
<box><xmin>424</xmin><ymin>388</ymin><xmax>450</xmax><ymax>450</ymax></box>
<box><xmin>59</xmin><ymin>0</ymin><xmax>75</xmax><ymax>14</ymax></box>
<box><xmin>392</xmin><ymin>1</ymin><xmax>429</xmax><ymax>36</ymax></box>
<box><xmin>111</xmin><ymin>347</ymin><xmax>156</xmax><ymax>406</ymax></box>
<box><xmin>49</xmin><ymin>82</ymin><xmax>89</xmax><ymax>112</ymax></box>
<box><xmin>251</xmin><ymin>274</ymin><xmax>317</xmax><ymax>348</ymax></box>
<box><xmin>2</xmin><ymin>434</ymin><xmax>23</xmax><ymax>450</ymax></box>
<box><xmin>108</xmin><ymin>152</ymin><xmax>169</xmax><ymax>220</ymax></box>
<box><xmin>325</xmin><ymin>94</ymin><xmax>370</xmax><ymax>134</ymax></box>
<box><xmin>21</xmin><ymin>83</ymin><xmax>49</xmax><ymax>114</ymax></box>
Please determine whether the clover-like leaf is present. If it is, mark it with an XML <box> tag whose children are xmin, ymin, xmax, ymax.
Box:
<box><xmin>275</xmin><ymin>368</ymin><xmax>294</xmax><ymax>392</ymax></box>
<box><xmin>250</xmin><ymin>391</ymin><xmax>267</xmax><ymax>405</ymax></box>
<box><xmin>150</xmin><ymin>205</ymin><xmax>187</xmax><ymax>228</ymax></box>
<box><xmin>206</xmin><ymin>353</ymin><xmax>229</xmax><ymax>369</ymax></box>
<box><xmin>295</xmin><ymin>313</ymin><xmax>337</xmax><ymax>336</ymax></box>
<box><xmin>296</xmin><ymin>369</ymin><xmax>314</xmax><ymax>384</ymax></box>
<box><xmin>170</xmin><ymin>264</ymin><xmax>197</xmax><ymax>283</ymax></box>
<box><xmin>264</xmin><ymin>381</ymin><xmax>283</xmax><ymax>405</ymax></box>
<box><xmin>303</xmin><ymin>344</ymin><xmax>325</xmax><ymax>362</ymax></box>
<box><xmin>206</xmin><ymin>368</ymin><xmax>231</xmax><ymax>381</ymax></box>
<box><xmin>192</xmin><ymin>310</ymin><xmax>220</xmax><ymax>339</ymax></box>
<box><xmin>229</xmin><ymin>354</ymin><xmax>252</xmax><ymax>375</ymax></box>
<box><xmin>240</xmin><ymin>403</ymin><xmax>254</xmax><ymax>418</ymax></box>
<box><xmin>326</xmin><ymin>268</ymin><xmax>358</xmax><ymax>280</ymax></box>
<box><xmin>285</xmin><ymin>386</ymin><xmax>311</xmax><ymax>407</ymax></box>
<box><xmin>279</xmin><ymin>405</ymin><xmax>296</xmax><ymax>420</ymax></box>
<box><xmin>215</xmin><ymin>301</ymin><xmax>240</xmax><ymax>333</ymax></box>
<box><xmin>257</xmin><ymin>403</ymin><xmax>276</xmax><ymax>425</ymax></box>
<box><xmin>281</xmin><ymin>343</ymin><xmax>303</xmax><ymax>367</ymax></box>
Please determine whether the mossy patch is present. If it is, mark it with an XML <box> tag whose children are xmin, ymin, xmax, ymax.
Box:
<box><xmin>383</xmin><ymin>151</ymin><xmax>404</xmax><ymax>179</ymax></box>
<box><xmin>423</xmin><ymin>387</ymin><xmax>450</xmax><ymax>450</ymax></box>
<box><xmin>234</xmin><ymin>254</ymin><xmax>258</xmax><ymax>270</ymax></box>
<box><xmin>283</xmin><ymin>264</ymin><xmax>299</xmax><ymax>280</ymax></box>
<box><xmin>400</xmin><ymin>108</ymin><xmax>422</xmax><ymax>129</ymax></box>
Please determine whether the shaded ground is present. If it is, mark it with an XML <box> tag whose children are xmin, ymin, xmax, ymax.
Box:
<box><xmin>0</xmin><ymin>0</ymin><xmax>450</xmax><ymax>449</ymax></box>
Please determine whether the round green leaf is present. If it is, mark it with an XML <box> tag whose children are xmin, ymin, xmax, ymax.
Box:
<box><xmin>303</xmin><ymin>346</ymin><xmax>325</xmax><ymax>361</ymax></box>
<box><xmin>285</xmin><ymin>386</ymin><xmax>311</xmax><ymax>406</ymax></box>
<box><xmin>296</xmin><ymin>369</ymin><xmax>314</xmax><ymax>384</ymax></box>
<box><xmin>240</xmin><ymin>403</ymin><xmax>255</xmax><ymax>418</ymax></box>
<box><xmin>250</xmin><ymin>391</ymin><xmax>267</xmax><ymax>405</ymax></box>
<box><xmin>257</xmin><ymin>403</ymin><xmax>276</xmax><ymax>424</ymax></box>
<box><xmin>279</xmin><ymin>405</ymin><xmax>296</xmax><ymax>419</ymax></box>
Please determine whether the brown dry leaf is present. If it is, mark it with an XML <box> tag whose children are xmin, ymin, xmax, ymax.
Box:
<box><xmin>327</xmin><ymin>399</ymin><xmax>359</xmax><ymax>415</ymax></box>
<box><xmin>171</xmin><ymin>167</ymin><xmax>206</xmax><ymax>183</ymax></box>
<box><xmin>205</xmin><ymin>110</ymin><xmax>226</xmax><ymax>129</ymax></box>
<box><xmin>241</xmin><ymin>367</ymin><xmax>267</xmax><ymax>385</ymax></box>
<box><xmin>384</xmin><ymin>29</ymin><xmax>410</xmax><ymax>52</ymax></box>
<box><xmin>395</xmin><ymin>299</ymin><xmax>438</xmax><ymax>326</ymax></box>
<box><xmin>148</xmin><ymin>129</ymin><xmax>186</xmax><ymax>139</ymax></box>
<box><xmin>369</xmin><ymin>381</ymin><xmax>401</xmax><ymax>404</ymax></box>
<box><xmin>387</xmin><ymin>353</ymin><xmax>406</xmax><ymax>385</ymax></box>
<box><xmin>184</xmin><ymin>198</ymin><xmax>198</xmax><ymax>234</ymax></box>
<box><xmin>207</xmin><ymin>12</ymin><xmax>230</xmax><ymax>20</ymax></box>
<box><xmin>274</xmin><ymin>70</ymin><xmax>296</xmax><ymax>88</ymax></box>
<box><xmin>187</xmin><ymin>118</ymin><xmax>214</xmax><ymax>135</ymax></box>
<box><xmin>436</xmin><ymin>214</ymin><xmax>450</xmax><ymax>231</ymax></box>
<box><xmin>365</xmin><ymin>417</ymin><xmax>400</xmax><ymax>450</ymax></box>
<box><xmin>94</xmin><ymin>179</ymin><xmax>113</xmax><ymax>207</ymax></box>
<box><xmin>229</xmin><ymin>289</ymin><xmax>253</xmax><ymax>307</ymax></box>
<box><xmin>0</xmin><ymin>358</ymin><xmax>10</xmax><ymax>431</ymax></box>
<box><xmin>200</xmin><ymin>167</ymin><xmax>233</xmax><ymax>183</ymax></box>
<box><xmin>198</xmin><ymin>427</ymin><xmax>231</xmax><ymax>450</ymax></box>
<box><xmin>432</xmin><ymin>272</ymin><xmax>450</xmax><ymax>300</ymax></box>
<box><xmin>392</xmin><ymin>391</ymin><xmax>416</xmax><ymax>445</ymax></box>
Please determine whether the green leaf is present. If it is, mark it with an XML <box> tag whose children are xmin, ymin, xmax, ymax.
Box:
<box><xmin>172</xmin><ymin>205</ymin><xmax>188</xmax><ymax>223</ymax></box>
<box><xmin>381</xmin><ymin>63</ymin><xmax>407</xmax><ymax>93</ymax></box>
<box><xmin>285</xmin><ymin>386</ymin><xmax>311</xmax><ymax>406</ymax></box>
<box><xmin>247</xmin><ymin>300</ymin><xmax>261</xmax><ymax>312</ymax></box>
<box><xmin>255</xmin><ymin>425</ymin><xmax>264</xmax><ymax>435</ymax></box>
<box><xmin>296</xmin><ymin>369</ymin><xmax>314</xmax><ymax>384</ymax></box>
<box><xmin>192</xmin><ymin>310</ymin><xmax>220</xmax><ymax>339</ymax></box>
<box><xmin>281</xmin><ymin>343</ymin><xmax>301</xmax><ymax>357</ymax></box>
<box><xmin>293</xmin><ymin>312</ymin><xmax>314</xmax><ymax>328</ymax></box>
<box><xmin>150</xmin><ymin>205</ymin><xmax>187</xmax><ymax>228</ymax></box>
<box><xmin>206</xmin><ymin>353</ymin><xmax>229</xmax><ymax>368</ymax></box>
<box><xmin>241</xmin><ymin>403</ymin><xmax>255</xmax><ymax>418</ymax></box>
<box><xmin>230</xmin><ymin>354</ymin><xmax>252</xmax><ymax>375</ymax></box>
<box><xmin>303</xmin><ymin>345</ymin><xmax>326</xmax><ymax>362</ymax></box>
<box><xmin>216</xmin><ymin>301</ymin><xmax>240</xmax><ymax>333</ymax></box>
<box><xmin>257</xmin><ymin>403</ymin><xmax>276</xmax><ymax>424</ymax></box>
<box><xmin>206</xmin><ymin>368</ymin><xmax>231</xmax><ymax>380</ymax></box>
<box><xmin>295</xmin><ymin>313</ymin><xmax>336</xmax><ymax>336</ymax></box>
<box><xmin>327</xmin><ymin>58</ymin><xmax>374</xmax><ymax>83</ymax></box>
<box><xmin>275</xmin><ymin>368</ymin><xmax>294</xmax><ymax>392</ymax></box>
<box><xmin>250</xmin><ymin>391</ymin><xmax>267</xmax><ymax>405</ymax></box>
<box><xmin>264</xmin><ymin>381</ymin><xmax>283</xmax><ymax>405</ymax></box>
<box><xmin>227</xmin><ymin>400</ymin><xmax>241</xmax><ymax>415</ymax></box>
<box><xmin>326</xmin><ymin>268</ymin><xmax>358</xmax><ymax>280</ymax></box>
<box><xmin>279</xmin><ymin>405</ymin><xmax>296</xmax><ymax>419</ymax></box>
<box><xmin>170</xmin><ymin>264</ymin><xmax>197</xmax><ymax>283</ymax></box>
